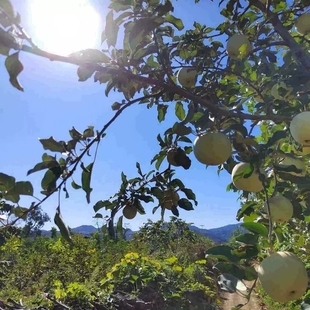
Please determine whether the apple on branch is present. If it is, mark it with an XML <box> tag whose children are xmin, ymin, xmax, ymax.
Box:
<box><xmin>226</xmin><ymin>34</ymin><xmax>252</xmax><ymax>60</ymax></box>
<box><xmin>258</xmin><ymin>251</ymin><xmax>308</xmax><ymax>303</ymax></box>
<box><xmin>177</xmin><ymin>67</ymin><xmax>198</xmax><ymax>88</ymax></box>
<box><xmin>295</xmin><ymin>13</ymin><xmax>310</xmax><ymax>35</ymax></box>
<box><xmin>193</xmin><ymin>132</ymin><xmax>232</xmax><ymax>166</ymax></box>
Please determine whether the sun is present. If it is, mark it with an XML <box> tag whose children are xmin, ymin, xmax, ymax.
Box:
<box><xmin>29</xmin><ymin>0</ymin><xmax>101</xmax><ymax>56</ymax></box>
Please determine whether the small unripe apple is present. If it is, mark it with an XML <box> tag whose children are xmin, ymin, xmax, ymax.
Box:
<box><xmin>177</xmin><ymin>67</ymin><xmax>197</xmax><ymax>88</ymax></box>
<box><xmin>161</xmin><ymin>189</ymin><xmax>179</xmax><ymax>210</ymax></box>
<box><xmin>295</xmin><ymin>13</ymin><xmax>310</xmax><ymax>35</ymax></box>
<box><xmin>123</xmin><ymin>204</ymin><xmax>137</xmax><ymax>220</ymax></box>
<box><xmin>226</xmin><ymin>34</ymin><xmax>252</xmax><ymax>60</ymax></box>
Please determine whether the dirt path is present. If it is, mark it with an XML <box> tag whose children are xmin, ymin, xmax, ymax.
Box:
<box><xmin>220</xmin><ymin>280</ymin><xmax>267</xmax><ymax>310</ymax></box>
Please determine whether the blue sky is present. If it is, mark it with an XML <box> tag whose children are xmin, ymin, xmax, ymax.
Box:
<box><xmin>0</xmin><ymin>0</ymin><xmax>243</xmax><ymax>231</ymax></box>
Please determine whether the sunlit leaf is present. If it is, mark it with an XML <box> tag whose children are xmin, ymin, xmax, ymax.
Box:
<box><xmin>27</xmin><ymin>154</ymin><xmax>59</xmax><ymax>175</ymax></box>
<box><xmin>105</xmin><ymin>10</ymin><xmax>119</xmax><ymax>47</ymax></box>
<box><xmin>165</xmin><ymin>14</ymin><xmax>184</xmax><ymax>30</ymax></box>
<box><xmin>175</xmin><ymin>102</ymin><xmax>186</xmax><ymax>121</ymax></box>
<box><xmin>39</xmin><ymin>137</ymin><xmax>65</xmax><ymax>153</ymax></box>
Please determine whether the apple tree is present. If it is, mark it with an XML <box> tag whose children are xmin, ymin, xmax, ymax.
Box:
<box><xmin>1</xmin><ymin>0</ymin><xmax>310</xmax><ymax>306</ymax></box>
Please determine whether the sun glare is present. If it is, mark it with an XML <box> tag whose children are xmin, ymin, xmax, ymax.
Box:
<box><xmin>29</xmin><ymin>0</ymin><xmax>101</xmax><ymax>56</ymax></box>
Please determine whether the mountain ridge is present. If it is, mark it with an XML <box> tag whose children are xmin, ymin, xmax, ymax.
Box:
<box><xmin>41</xmin><ymin>223</ymin><xmax>243</xmax><ymax>243</ymax></box>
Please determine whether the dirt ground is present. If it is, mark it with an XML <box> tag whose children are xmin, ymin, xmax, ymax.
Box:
<box><xmin>220</xmin><ymin>280</ymin><xmax>267</xmax><ymax>310</ymax></box>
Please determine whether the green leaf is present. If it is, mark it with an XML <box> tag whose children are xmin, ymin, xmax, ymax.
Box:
<box><xmin>133</xmin><ymin>44</ymin><xmax>157</xmax><ymax>60</ymax></box>
<box><xmin>105</xmin><ymin>78</ymin><xmax>117</xmax><ymax>97</ymax></box>
<box><xmin>205</xmin><ymin>245</ymin><xmax>239</xmax><ymax>262</ymax></box>
<box><xmin>81</xmin><ymin>162</ymin><xmax>94</xmax><ymax>204</ymax></box>
<box><xmin>93</xmin><ymin>199</ymin><xmax>116</xmax><ymax>212</ymax></box>
<box><xmin>93</xmin><ymin>213</ymin><xmax>103</xmax><ymax>218</ymax></box>
<box><xmin>178</xmin><ymin>198</ymin><xmax>194</xmax><ymax>210</ymax></box>
<box><xmin>181</xmin><ymin>188</ymin><xmax>197</xmax><ymax>205</ymax></box>
<box><xmin>264</xmin><ymin>130</ymin><xmax>287</xmax><ymax>149</ymax></box>
<box><xmin>136</xmin><ymin>195</ymin><xmax>154</xmax><ymax>203</ymax></box>
<box><xmin>27</xmin><ymin>154</ymin><xmax>59</xmax><ymax>175</ymax></box>
<box><xmin>0</xmin><ymin>43</ymin><xmax>10</xmax><ymax>56</ymax></box>
<box><xmin>121</xmin><ymin>171</ymin><xmax>127</xmax><ymax>184</ymax></box>
<box><xmin>172</xmin><ymin>123</ymin><xmax>192</xmax><ymax>136</ymax></box>
<box><xmin>108</xmin><ymin>2</ymin><xmax>131</xmax><ymax>13</ymax></box>
<box><xmin>3</xmin><ymin>188</ymin><xmax>19</xmax><ymax>203</ymax></box>
<box><xmin>116</xmin><ymin>216</ymin><xmax>124</xmax><ymax>239</ymax></box>
<box><xmin>178</xmin><ymin>136</ymin><xmax>192</xmax><ymax>143</ymax></box>
<box><xmin>136</xmin><ymin>162</ymin><xmax>143</xmax><ymax>176</ymax></box>
<box><xmin>83</xmin><ymin>126</ymin><xmax>94</xmax><ymax>138</ymax></box>
<box><xmin>77</xmin><ymin>65</ymin><xmax>95</xmax><ymax>82</ymax></box>
<box><xmin>155</xmin><ymin>153</ymin><xmax>166</xmax><ymax>170</ymax></box>
<box><xmin>4</xmin><ymin>51</ymin><xmax>24</xmax><ymax>91</ymax></box>
<box><xmin>241</xmin><ymin>222</ymin><xmax>268</xmax><ymax>237</ymax></box>
<box><xmin>69</xmin><ymin>127</ymin><xmax>83</xmax><ymax>140</ymax></box>
<box><xmin>157</xmin><ymin>104</ymin><xmax>168</xmax><ymax>122</ymax></box>
<box><xmin>71</xmin><ymin>180</ymin><xmax>82</xmax><ymax>190</ymax></box>
<box><xmin>39</xmin><ymin>137</ymin><xmax>65</xmax><ymax>153</ymax></box>
<box><xmin>175</xmin><ymin>102</ymin><xmax>186</xmax><ymax>121</ymax></box>
<box><xmin>13</xmin><ymin>206</ymin><xmax>28</xmax><ymax>220</ymax></box>
<box><xmin>150</xmin><ymin>187</ymin><xmax>164</xmax><ymax>201</ymax></box>
<box><xmin>165</xmin><ymin>14</ymin><xmax>184</xmax><ymax>30</ymax></box>
<box><xmin>236</xmin><ymin>201</ymin><xmax>257</xmax><ymax>221</ymax></box>
<box><xmin>168</xmin><ymin>178</ymin><xmax>185</xmax><ymax>189</ymax></box>
<box><xmin>41</xmin><ymin>168</ymin><xmax>62</xmax><ymax>194</ymax></box>
<box><xmin>105</xmin><ymin>10</ymin><xmax>119</xmax><ymax>47</ymax></box>
<box><xmin>54</xmin><ymin>206</ymin><xmax>72</xmax><ymax>244</ymax></box>
<box><xmin>156</xmin><ymin>134</ymin><xmax>166</xmax><ymax>148</ymax></box>
<box><xmin>154</xmin><ymin>0</ymin><xmax>173</xmax><ymax>15</ymax></box>
<box><xmin>13</xmin><ymin>181</ymin><xmax>33</xmax><ymax>196</ymax></box>
<box><xmin>0</xmin><ymin>0</ymin><xmax>15</xmax><ymax>20</ymax></box>
<box><xmin>234</xmin><ymin>233</ymin><xmax>259</xmax><ymax>245</ymax></box>
<box><xmin>0</xmin><ymin>172</ymin><xmax>15</xmax><ymax>192</ymax></box>
<box><xmin>126</xmin><ymin>18</ymin><xmax>164</xmax><ymax>52</ymax></box>
<box><xmin>171</xmin><ymin>205</ymin><xmax>179</xmax><ymax>216</ymax></box>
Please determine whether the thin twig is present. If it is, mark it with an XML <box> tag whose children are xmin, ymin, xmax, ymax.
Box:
<box><xmin>9</xmin><ymin>92</ymin><xmax>162</xmax><ymax>226</ymax></box>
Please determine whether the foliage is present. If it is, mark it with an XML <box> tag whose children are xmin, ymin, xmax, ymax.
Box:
<box><xmin>0</xmin><ymin>220</ymin><xmax>219</xmax><ymax>309</ymax></box>
<box><xmin>133</xmin><ymin>217</ymin><xmax>213</xmax><ymax>262</ymax></box>
<box><xmin>1</xmin><ymin>0</ymin><xmax>310</xmax><ymax>307</ymax></box>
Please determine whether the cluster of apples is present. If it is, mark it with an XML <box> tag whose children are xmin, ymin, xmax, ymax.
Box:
<box><xmin>174</xmin><ymin>13</ymin><xmax>310</xmax><ymax>303</ymax></box>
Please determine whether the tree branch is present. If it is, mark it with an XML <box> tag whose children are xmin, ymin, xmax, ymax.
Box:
<box><xmin>9</xmin><ymin>92</ymin><xmax>162</xmax><ymax>226</ymax></box>
<box><xmin>251</xmin><ymin>0</ymin><xmax>310</xmax><ymax>72</ymax></box>
<box><xmin>18</xmin><ymin>45</ymin><xmax>292</xmax><ymax>122</ymax></box>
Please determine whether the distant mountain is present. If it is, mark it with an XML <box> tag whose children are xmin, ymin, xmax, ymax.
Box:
<box><xmin>40</xmin><ymin>223</ymin><xmax>244</xmax><ymax>243</ymax></box>
<box><xmin>71</xmin><ymin>225</ymin><xmax>97</xmax><ymax>235</ymax></box>
<box><xmin>189</xmin><ymin>223</ymin><xmax>245</xmax><ymax>243</ymax></box>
